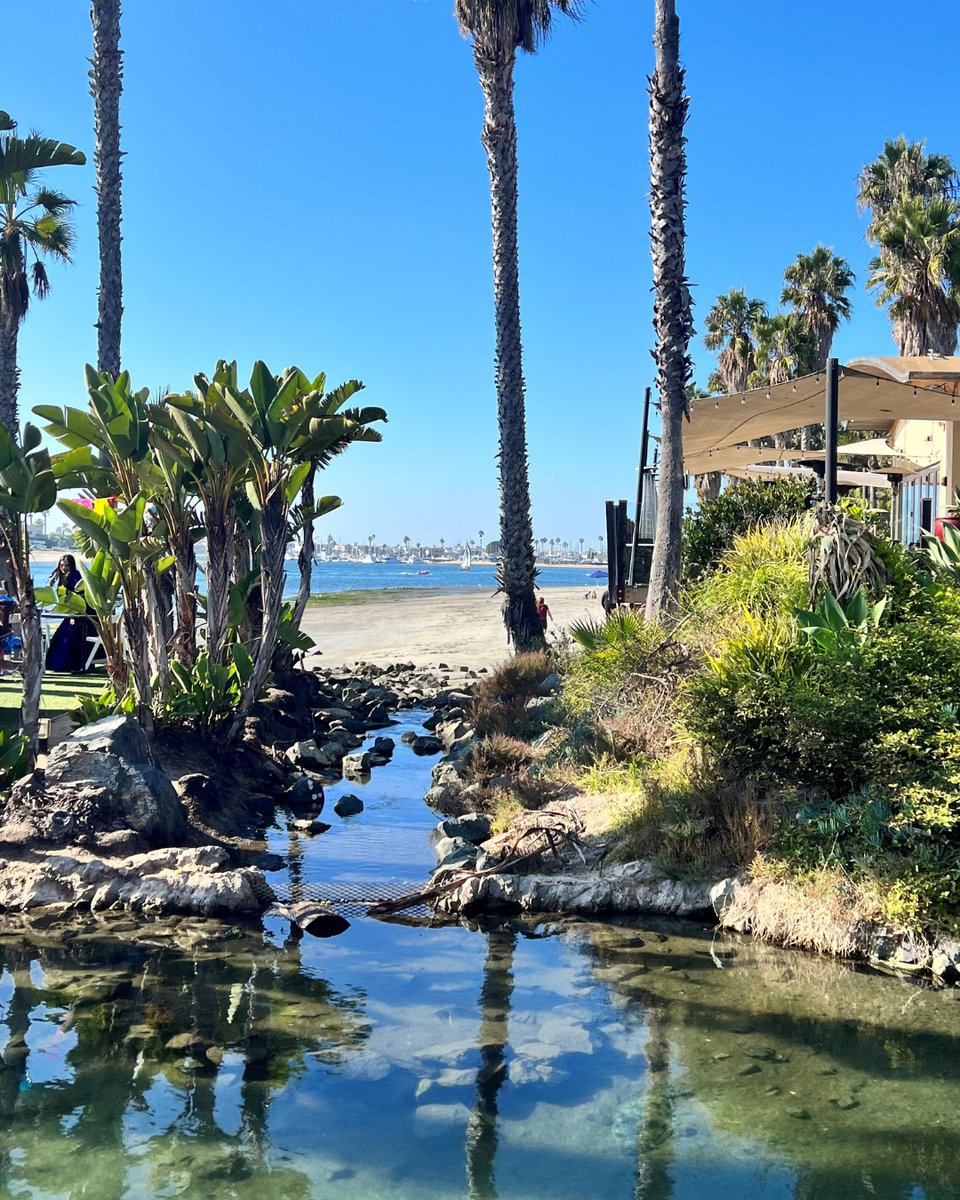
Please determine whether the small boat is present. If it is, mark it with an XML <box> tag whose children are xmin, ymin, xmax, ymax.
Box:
<box><xmin>461</xmin><ymin>545</ymin><xmax>472</xmax><ymax>571</ymax></box>
<box><xmin>417</xmin><ymin>569</ymin><xmax>430</xmax><ymax>575</ymax></box>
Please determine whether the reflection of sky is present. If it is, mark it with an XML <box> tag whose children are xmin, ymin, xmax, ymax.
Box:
<box><xmin>1</xmin><ymin>714</ymin><xmax>959</xmax><ymax>1196</ymax></box>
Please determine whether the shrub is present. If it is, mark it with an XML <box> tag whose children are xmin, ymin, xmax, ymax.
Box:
<box><xmin>563</xmin><ymin>613</ymin><xmax>687</xmax><ymax>759</ymax></box>
<box><xmin>683</xmin><ymin>477</ymin><xmax>814</xmax><ymax>581</ymax></box>
<box><xmin>471</xmin><ymin>651</ymin><xmax>552</xmax><ymax>737</ymax></box>
<box><xmin>467</xmin><ymin>733</ymin><xmax>537</xmax><ymax>782</ymax></box>
<box><xmin>684</xmin><ymin>520</ymin><xmax>809</xmax><ymax>637</ymax></box>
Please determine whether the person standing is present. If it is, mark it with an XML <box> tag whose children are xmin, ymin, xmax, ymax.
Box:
<box><xmin>535</xmin><ymin>595</ymin><xmax>551</xmax><ymax>634</ymax></box>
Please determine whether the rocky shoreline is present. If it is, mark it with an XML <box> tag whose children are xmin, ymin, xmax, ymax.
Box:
<box><xmin>0</xmin><ymin>659</ymin><xmax>957</xmax><ymax>988</ymax></box>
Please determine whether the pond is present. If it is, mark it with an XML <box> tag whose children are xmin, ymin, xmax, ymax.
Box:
<box><xmin>0</xmin><ymin>713</ymin><xmax>958</xmax><ymax>1199</ymax></box>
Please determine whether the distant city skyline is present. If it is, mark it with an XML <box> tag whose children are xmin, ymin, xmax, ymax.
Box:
<box><xmin>7</xmin><ymin>1</ymin><xmax>958</xmax><ymax>542</ymax></box>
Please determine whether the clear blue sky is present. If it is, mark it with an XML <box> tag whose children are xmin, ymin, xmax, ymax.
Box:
<box><xmin>6</xmin><ymin>1</ymin><xmax>958</xmax><ymax>549</ymax></box>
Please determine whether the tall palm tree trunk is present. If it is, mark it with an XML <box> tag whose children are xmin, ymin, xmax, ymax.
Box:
<box><xmin>646</xmin><ymin>0</ymin><xmax>693</xmax><ymax>623</ymax></box>
<box><xmin>90</xmin><ymin>0</ymin><xmax>124</xmax><ymax>377</ymax></box>
<box><xmin>475</xmin><ymin>48</ymin><xmax>542</xmax><ymax>651</ymax></box>
<box><xmin>0</xmin><ymin>319</ymin><xmax>20</xmax><ymax>437</ymax></box>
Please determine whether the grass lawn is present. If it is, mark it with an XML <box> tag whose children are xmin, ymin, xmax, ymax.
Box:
<box><xmin>307</xmin><ymin>588</ymin><xmax>443</xmax><ymax>607</ymax></box>
<box><xmin>0</xmin><ymin>671</ymin><xmax>107</xmax><ymax>732</ymax></box>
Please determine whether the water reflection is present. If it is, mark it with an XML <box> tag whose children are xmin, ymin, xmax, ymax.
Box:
<box><xmin>465</xmin><ymin>926</ymin><xmax>516</xmax><ymax>1200</ymax></box>
<box><xmin>583</xmin><ymin>919</ymin><xmax>960</xmax><ymax>1200</ymax></box>
<box><xmin>0</xmin><ymin>909</ymin><xmax>958</xmax><ymax>1198</ymax></box>
<box><xmin>0</xmin><ymin>915</ymin><xmax>368</xmax><ymax>1198</ymax></box>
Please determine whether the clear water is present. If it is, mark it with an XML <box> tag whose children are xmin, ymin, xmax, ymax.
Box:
<box><xmin>1</xmin><ymin>714</ymin><xmax>959</xmax><ymax>1199</ymax></box>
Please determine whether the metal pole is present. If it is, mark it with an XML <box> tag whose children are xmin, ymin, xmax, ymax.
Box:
<box><xmin>628</xmin><ymin>387</ymin><xmax>651</xmax><ymax>586</ymax></box>
<box><xmin>824</xmin><ymin>358</ymin><xmax>839</xmax><ymax>504</ymax></box>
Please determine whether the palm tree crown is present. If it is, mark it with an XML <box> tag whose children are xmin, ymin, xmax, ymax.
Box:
<box><xmin>858</xmin><ymin>136</ymin><xmax>958</xmax><ymax>241</ymax></box>
<box><xmin>455</xmin><ymin>0</ymin><xmax>582</xmax><ymax>55</ymax></box>
<box><xmin>867</xmin><ymin>194</ymin><xmax>960</xmax><ymax>355</ymax></box>
<box><xmin>781</xmin><ymin>245</ymin><xmax>854</xmax><ymax>368</ymax></box>
<box><xmin>703</xmin><ymin>289</ymin><xmax>766</xmax><ymax>394</ymax></box>
<box><xmin>0</xmin><ymin>113</ymin><xmax>85</xmax><ymax>433</ymax></box>
<box><xmin>859</xmin><ymin>137</ymin><xmax>960</xmax><ymax>357</ymax></box>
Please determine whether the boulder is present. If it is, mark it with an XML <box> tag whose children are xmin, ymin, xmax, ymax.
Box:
<box><xmin>334</xmin><ymin>793</ymin><xmax>364</xmax><ymax>818</ymax></box>
<box><xmin>373</xmin><ymin>736</ymin><xmax>396</xmax><ymax>756</ymax></box>
<box><xmin>434</xmin><ymin>836</ymin><xmax>478</xmax><ymax>872</ymax></box>
<box><xmin>286</xmin><ymin>776</ymin><xmax>325</xmax><ymax>813</ymax></box>
<box><xmin>411</xmin><ymin>736</ymin><xmax>443</xmax><ymax>757</ymax></box>
<box><xmin>342</xmin><ymin>751</ymin><xmax>372</xmax><ymax>779</ymax></box>
<box><xmin>1</xmin><ymin>716</ymin><xmax>186</xmax><ymax>849</ymax></box>
<box><xmin>287</xmin><ymin>738</ymin><xmax>346</xmax><ymax>770</ymax></box>
<box><xmin>439</xmin><ymin>813</ymin><xmax>492</xmax><ymax>845</ymax></box>
<box><xmin>0</xmin><ymin>844</ymin><xmax>271</xmax><ymax>916</ymax></box>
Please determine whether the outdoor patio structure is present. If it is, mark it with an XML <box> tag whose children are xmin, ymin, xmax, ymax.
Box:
<box><xmin>684</xmin><ymin>355</ymin><xmax>960</xmax><ymax>542</ymax></box>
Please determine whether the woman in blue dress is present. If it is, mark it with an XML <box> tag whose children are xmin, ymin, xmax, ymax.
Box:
<box><xmin>45</xmin><ymin>555</ymin><xmax>94</xmax><ymax>673</ymax></box>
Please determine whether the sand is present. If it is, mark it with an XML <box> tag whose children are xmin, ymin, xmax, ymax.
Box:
<box><xmin>299</xmin><ymin>585</ymin><xmax>602</xmax><ymax>670</ymax></box>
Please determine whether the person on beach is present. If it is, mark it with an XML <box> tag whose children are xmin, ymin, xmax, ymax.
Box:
<box><xmin>536</xmin><ymin>594</ymin><xmax>551</xmax><ymax>633</ymax></box>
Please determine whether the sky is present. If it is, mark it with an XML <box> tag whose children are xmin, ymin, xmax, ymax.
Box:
<box><xmin>5</xmin><ymin>1</ymin><xmax>959</xmax><ymax>550</ymax></box>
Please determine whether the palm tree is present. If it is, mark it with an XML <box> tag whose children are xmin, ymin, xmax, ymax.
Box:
<box><xmin>90</xmin><ymin>0</ymin><xmax>124</xmax><ymax>377</ymax></box>
<box><xmin>455</xmin><ymin>0</ymin><xmax>582</xmax><ymax>650</ymax></box>
<box><xmin>645</xmin><ymin>0</ymin><xmax>694</xmax><ymax>623</ymax></box>
<box><xmin>857</xmin><ymin>136</ymin><xmax>957</xmax><ymax>240</ymax></box>
<box><xmin>0</xmin><ymin>113</ymin><xmax>85</xmax><ymax>434</ymax></box>
<box><xmin>867</xmin><ymin>194</ymin><xmax>960</xmax><ymax>355</ymax></box>
<box><xmin>781</xmin><ymin>245</ymin><xmax>854</xmax><ymax>369</ymax></box>
<box><xmin>858</xmin><ymin>138</ymin><xmax>960</xmax><ymax>355</ymax></box>
<box><xmin>703</xmin><ymin>289</ymin><xmax>765</xmax><ymax>394</ymax></box>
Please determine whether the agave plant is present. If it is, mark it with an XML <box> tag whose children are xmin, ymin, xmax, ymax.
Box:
<box><xmin>807</xmin><ymin>504</ymin><xmax>886</xmax><ymax>605</ymax></box>
<box><xmin>795</xmin><ymin>588</ymin><xmax>887</xmax><ymax>652</ymax></box>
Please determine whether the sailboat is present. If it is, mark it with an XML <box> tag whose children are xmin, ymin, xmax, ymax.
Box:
<box><xmin>461</xmin><ymin>544</ymin><xmax>472</xmax><ymax>571</ymax></box>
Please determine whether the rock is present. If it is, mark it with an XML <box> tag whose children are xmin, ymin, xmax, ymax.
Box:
<box><xmin>439</xmin><ymin>813</ymin><xmax>492</xmax><ymax>844</ymax></box>
<box><xmin>434</xmin><ymin>720</ymin><xmax>472</xmax><ymax>752</ymax></box>
<box><xmin>437</xmin><ymin>861</ymin><xmax>716</xmax><ymax>919</ymax></box>
<box><xmin>431</xmin><ymin>746</ymin><xmax>472</xmax><ymax>787</ymax></box>
<box><xmin>334</xmin><ymin>794</ymin><xmax>364</xmax><ymax>818</ymax></box>
<box><xmin>285</xmin><ymin>776</ymin><xmax>325</xmax><ymax>813</ymax></box>
<box><xmin>401</xmin><ymin>731</ymin><xmax>418</xmax><ymax>745</ymax></box>
<box><xmin>434</xmin><ymin>836</ymin><xmax>477</xmax><ymax>871</ymax></box>
<box><xmin>373</xmin><ymin>736</ymin><xmax>395</xmax><ymax>756</ymax></box>
<box><xmin>92</xmin><ymin>829</ymin><xmax>148</xmax><ymax>857</ymax></box>
<box><xmin>0</xmin><ymin>845</ymin><xmax>272</xmax><ymax>916</ymax></box>
<box><xmin>342</xmin><ymin>752</ymin><xmax>372</xmax><ymax>779</ymax></box>
<box><xmin>287</xmin><ymin>738</ymin><xmax>346</xmax><ymax>770</ymax></box>
<box><xmin>2</xmin><ymin>716</ymin><xmax>186</xmax><ymax>849</ymax></box>
<box><xmin>536</xmin><ymin>673</ymin><xmax>561</xmax><ymax>696</ymax></box>
<box><xmin>423</xmin><ymin>783</ymin><xmax>471</xmax><ymax>816</ymax></box>
<box><xmin>411</xmin><ymin>736</ymin><xmax>443</xmax><ymax>757</ymax></box>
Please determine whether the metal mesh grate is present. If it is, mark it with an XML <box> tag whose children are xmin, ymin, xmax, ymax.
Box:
<box><xmin>271</xmin><ymin>879</ymin><xmax>434</xmax><ymax>918</ymax></box>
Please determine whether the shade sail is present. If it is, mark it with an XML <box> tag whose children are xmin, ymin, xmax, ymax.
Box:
<box><xmin>727</xmin><ymin>464</ymin><xmax>895</xmax><ymax>489</ymax></box>
<box><xmin>683</xmin><ymin>357</ymin><xmax>960</xmax><ymax>469</ymax></box>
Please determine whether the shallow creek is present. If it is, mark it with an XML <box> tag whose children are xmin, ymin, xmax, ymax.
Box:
<box><xmin>0</xmin><ymin>711</ymin><xmax>958</xmax><ymax>1198</ymax></box>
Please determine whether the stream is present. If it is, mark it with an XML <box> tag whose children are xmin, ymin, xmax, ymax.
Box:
<box><xmin>0</xmin><ymin>710</ymin><xmax>958</xmax><ymax>1198</ymax></box>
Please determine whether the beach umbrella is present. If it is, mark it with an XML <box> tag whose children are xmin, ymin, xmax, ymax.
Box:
<box><xmin>587</xmin><ymin>570</ymin><xmax>607</xmax><ymax>579</ymax></box>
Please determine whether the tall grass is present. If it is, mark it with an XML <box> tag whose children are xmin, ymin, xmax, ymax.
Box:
<box><xmin>684</xmin><ymin>519</ymin><xmax>809</xmax><ymax>643</ymax></box>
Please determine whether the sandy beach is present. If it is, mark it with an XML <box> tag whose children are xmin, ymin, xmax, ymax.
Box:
<box><xmin>299</xmin><ymin>585</ymin><xmax>602</xmax><ymax>670</ymax></box>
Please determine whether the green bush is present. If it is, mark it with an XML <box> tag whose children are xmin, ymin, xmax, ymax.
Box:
<box><xmin>684</xmin><ymin>520</ymin><xmax>809</xmax><ymax>636</ymax></box>
<box><xmin>683</xmin><ymin>477</ymin><xmax>814</xmax><ymax>582</ymax></box>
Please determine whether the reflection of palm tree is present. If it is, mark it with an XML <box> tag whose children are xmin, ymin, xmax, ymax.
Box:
<box><xmin>465</xmin><ymin>925</ymin><xmax>517</xmax><ymax>1200</ymax></box>
<box><xmin>634</xmin><ymin>1003</ymin><xmax>675</xmax><ymax>1200</ymax></box>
